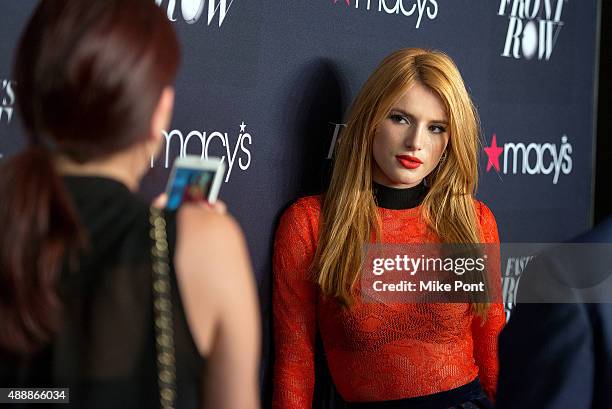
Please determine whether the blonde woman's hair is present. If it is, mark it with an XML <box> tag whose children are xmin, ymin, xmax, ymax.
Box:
<box><xmin>314</xmin><ymin>48</ymin><xmax>489</xmax><ymax>317</ymax></box>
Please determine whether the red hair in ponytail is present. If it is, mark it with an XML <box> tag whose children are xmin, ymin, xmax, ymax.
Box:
<box><xmin>0</xmin><ymin>0</ymin><xmax>180</xmax><ymax>354</ymax></box>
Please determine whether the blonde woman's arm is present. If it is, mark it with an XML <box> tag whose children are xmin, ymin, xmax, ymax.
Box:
<box><xmin>472</xmin><ymin>201</ymin><xmax>505</xmax><ymax>401</ymax></box>
<box><xmin>272</xmin><ymin>199</ymin><xmax>319</xmax><ymax>409</ymax></box>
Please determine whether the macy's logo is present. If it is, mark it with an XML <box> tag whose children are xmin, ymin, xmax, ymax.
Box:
<box><xmin>155</xmin><ymin>0</ymin><xmax>235</xmax><ymax>26</ymax></box>
<box><xmin>151</xmin><ymin>121</ymin><xmax>252</xmax><ymax>183</ymax></box>
<box><xmin>484</xmin><ymin>134</ymin><xmax>572</xmax><ymax>184</ymax></box>
<box><xmin>333</xmin><ymin>0</ymin><xmax>438</xmax><ymax>29</ymax></box>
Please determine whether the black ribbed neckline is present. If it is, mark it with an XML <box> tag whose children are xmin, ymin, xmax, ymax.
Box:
<box><xmin>373</xmin><ymin>181</ymin><xmax>427</xmax><ymax>210</ymax></box>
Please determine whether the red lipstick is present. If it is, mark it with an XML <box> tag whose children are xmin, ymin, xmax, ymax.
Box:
<box><xmin>396</xmin><ymin>155</ymin><xmax>422</xmax><ymax>169</ymax></box>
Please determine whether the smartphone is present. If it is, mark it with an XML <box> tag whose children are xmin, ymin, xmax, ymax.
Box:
<box><xmin>165</xmin><ymin>155</ymin><xmax>225</xmax><ymax>211</ymax></box>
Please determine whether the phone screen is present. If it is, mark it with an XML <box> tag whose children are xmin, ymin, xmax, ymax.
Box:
<box><xmin>166</xmin><ymin>167</ymin><xmax>215</xmax><ymax>210</ymax></box>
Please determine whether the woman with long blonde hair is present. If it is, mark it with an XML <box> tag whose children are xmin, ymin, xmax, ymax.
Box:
<box><xmin>273</xmin><ymin>48</ymin><xmax>504</xmax><ymax>409</ymax></box>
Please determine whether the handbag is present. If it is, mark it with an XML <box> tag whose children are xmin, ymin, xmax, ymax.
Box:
<box><xmin>149</xmin><ymin>206</ymin><xmax>177</xmax><ymax>409</ymax></box>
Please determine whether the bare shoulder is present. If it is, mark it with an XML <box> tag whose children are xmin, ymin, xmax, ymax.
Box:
<box><xmin>177</xmin><ymin>204</ymin><xmax>243</xmax><ymax>243</ymax></box>
<box><xmin>174</xmin><ymin>204</ymin><xmax>250</xmax><ymax>297</ymax></box>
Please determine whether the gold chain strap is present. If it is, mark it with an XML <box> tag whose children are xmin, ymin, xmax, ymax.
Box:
<box><xmin>149</xmin><ymin>207</ymin><xmax>177</xmax><ymax>409</ymax></box>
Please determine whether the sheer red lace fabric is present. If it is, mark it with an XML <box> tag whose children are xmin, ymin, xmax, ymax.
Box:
<box><xmin>272</xmin><ymin>196</ymin><xmax>505</xmax><ymax>408</ymax></box>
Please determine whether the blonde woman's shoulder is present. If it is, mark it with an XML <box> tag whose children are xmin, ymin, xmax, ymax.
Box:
<box><xmin>472</xmin><ymin>199</ymin><xmax>499</xmax><ymax>243</ymax></box>
<box><xmin>274</xmin><ymin>195</ymin><xmax>323</xmax><ymax>263</ymax></box>
<box><xmin>279</xmin><ymin>195</ymin><xmax>322</xmax><ymax>231</ymax></box>
<box><xmin>292</xmin><ymin>195</ymin><xmax>323</xmax><ymax>214</ymax></box>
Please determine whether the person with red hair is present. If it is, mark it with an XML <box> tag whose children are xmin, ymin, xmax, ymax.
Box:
<box><xmin>0</xmin><ymin>1</ymin><xmax>260</xmax><ymax>408</ymax></box>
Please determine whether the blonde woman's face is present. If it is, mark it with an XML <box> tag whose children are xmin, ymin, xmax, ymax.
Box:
<box><xmin>372</xmin><ymin>82</ymin><xmax>449</xmax><ymax>189</ymax></box>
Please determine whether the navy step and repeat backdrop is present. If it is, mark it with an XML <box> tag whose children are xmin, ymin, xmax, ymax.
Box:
<box><xmin>0</xmin><ymin>1</ymin><xmax>601</xmax><ymax>407</ymax></box>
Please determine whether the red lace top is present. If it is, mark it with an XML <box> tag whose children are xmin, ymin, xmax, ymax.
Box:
<box><xmin>272</xmin><ymin>195</ymin><xmax>505</xmax><ymax>407</ymax></box>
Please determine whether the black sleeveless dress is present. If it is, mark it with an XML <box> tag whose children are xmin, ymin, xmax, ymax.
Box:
<box><xmin>0</xmin><ymin>176</ymin><xmax>205</xmax><ymax>409</ymax></box>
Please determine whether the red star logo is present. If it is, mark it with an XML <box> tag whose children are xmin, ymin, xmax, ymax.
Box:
<box><xmin>333</xmin><ymin>0</ymin><xmax>350</xmax><ymax>4</ymax></box>
<box><xmin>484</xmin><ymin>134</ymin><xmax>504</xmax><ymax>172</ymax></box>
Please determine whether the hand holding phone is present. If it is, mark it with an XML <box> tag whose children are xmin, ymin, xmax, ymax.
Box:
<box><xmin>165</xmin><ymin>156</ymin><xmax>225</xmax><ymax>211</ymax></box>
